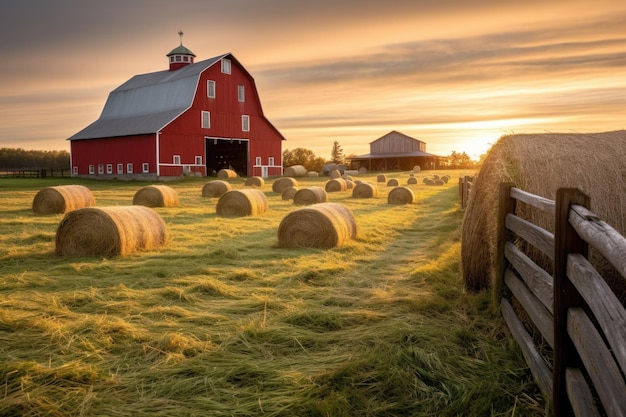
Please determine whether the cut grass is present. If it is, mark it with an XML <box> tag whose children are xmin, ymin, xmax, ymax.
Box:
<box><xmin>0</xmin><ymin>171</ymin><xmax>544</xmax><ymax>416</ymax></box>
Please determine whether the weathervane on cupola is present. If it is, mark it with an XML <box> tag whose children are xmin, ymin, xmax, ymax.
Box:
<box><xmin>166</xmin><ymin>30</ymin><xmax>196</xmax><ymax>71</ymax></box>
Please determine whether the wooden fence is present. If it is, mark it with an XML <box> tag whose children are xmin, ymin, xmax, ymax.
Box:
<box><xmin>0</xmin><ymin>168</ymin><xmax>71</xmax><ymax>178</ymax></box>
<box><xmin>458</xmin><ymin>175</ymin><xmax>473</xmax><ymax>208</ymax></box>
<box><xmin>495</xmin><ymin>182</ymin><xmax>626</xmax><ymax>416</ymax></box>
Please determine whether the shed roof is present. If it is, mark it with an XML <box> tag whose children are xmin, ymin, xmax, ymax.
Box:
<box><xmin>68</xmin><ymin>53</ymin><xmax>228</xmax><ymax>141</ymax></box>
<box><xmin>352</xmin><ymin>150</ymin><xmax>443</xmax><ymax>159</ymax></box>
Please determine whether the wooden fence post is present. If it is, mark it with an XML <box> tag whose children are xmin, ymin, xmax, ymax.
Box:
<box><xmin>553</xmin><ymin>188</ymin><xmax>590</xmax><ymax>417</ymax></box>
<box><xmin>494</xmin><ymin>182</ymin><xmax>516</xmax><ymax>308</ymax></box>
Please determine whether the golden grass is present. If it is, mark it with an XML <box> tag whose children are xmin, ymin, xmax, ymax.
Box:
<box><xmin>0</xmin><ymin>170</ymin><xmax>546</xmax><ymax>416</ymax></box>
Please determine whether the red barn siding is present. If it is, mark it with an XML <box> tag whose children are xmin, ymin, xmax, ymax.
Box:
<box><xmin>71</xmin><ymin>135</ymin><xmax>156</xmax><ymax>176</ymax></box>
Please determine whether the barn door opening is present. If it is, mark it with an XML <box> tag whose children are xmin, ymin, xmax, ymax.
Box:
<box><xmin>205</xmin><ymin>137</ymin><xmax>248</xmax><ymax>176</ymax></box>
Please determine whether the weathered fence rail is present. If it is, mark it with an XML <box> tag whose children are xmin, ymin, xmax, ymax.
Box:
<box><xmin>495</xmin><ymin>182</ymin><xmax>626</xmax><ymax>416</ymax></box>
<box><xmin>458</xmin><ymin>175</ymin><xmax>473</xmax><ymax>208</ymax></box>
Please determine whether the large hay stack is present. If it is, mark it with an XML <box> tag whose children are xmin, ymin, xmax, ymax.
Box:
<box><xmin>202</xmin><ymin>180</ymin><xmax>232</xmax><ymax>198</ymax></box>
<box><xmin>283</xmin><ymin>165</ymin><xmax>308</xmax><ymax>177</ymax></box>
<box><xmin>325</xmin><ymin>178</ymin><xmax>348</xmax><ymax>192</ymax></box>
<box><xmin>272</xmin><ymin>177</ymin><xmax>298</xmax><ymax>193</ymax></box>
<box><xmin>244</xmin><ymin>176</ymin><xmax>265</xmax><ymax>187</ymax></box>
<box><xmin>461</xmin><ymin>131</ymin><xmax>626</xmax><ymax>295</ymax></box>
<box><xmin>32</xmin><ymin>185</ymin><xmax>95</xmax><ymax>214</ymax></box>
<box><xmin>277</xmin><ymin>202</ymin><xmax>357</xmax><ymax>248</ymax></box>
<box><xmin>55</xmin><ymin>206</ymin><xmax>166</xmax><ymax>257</ymax></box>
<box><xmin>217</xmin><ymin>169</ymin><xmax>237</xmax><ymax>179</ymax></box>
<box><xmin>133</xmin><ymin>185</ymin><xmax>179</xmax><ymax>208</ymax></box>
<box><xmin>293</xmin><ymin>187</ymin><xmax>328</xmax><ymax>206</ymax></box>
<box><xmin>352</xmin><ymin>182</ymin><xmax>378</xmax><ymax>199</ymax></box>
<box><xmin>387</xmin><ymin>186</ymin><xmax>416</xmax><ymax>205</ymax></box>
<box><xmin>216</xmin><ymin>189</ymin><xmax>268</xmax><ymax>217</ymax></box>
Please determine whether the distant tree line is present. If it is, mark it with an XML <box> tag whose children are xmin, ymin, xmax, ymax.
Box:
<box><xmin>0</xmin><ymin>148</ymin><xmax>70</xmax><ymax>169</ymax></box>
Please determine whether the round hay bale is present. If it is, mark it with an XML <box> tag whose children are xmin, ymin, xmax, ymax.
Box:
<box><xmin>281</xmin><ymin>186</ymin><xmax>298</xmax><ymax>201</ymax></box>
<box><xmin>441</xmin><ymin>175</ymin><xmax>450</xmax><ymax>183</ymax></box>
<box><xmin>345</xmin><ymin>180</ymin><xmax>355</xmax><ymax>190</ymax></box>
<box><xmin>413</xmin><ymin>165</ymin><xmax>421</xmax><ymax>173</ymax></box>
<box><xmin>32</xmin><ymin>185</ymin><xmax>95</xmax><ymax>214</ymax></box>
<box><xmin>216</xmin><ymin>189</ymin><xmax>268</xmax><ymax>217</ymax></box>
<box><xmin>307</xmin><ymin>171</ymin><xmax>319</xmax><ymax>177</ymax></box>
<box><xmin>387</xmin><ymin>178</ymin><xmax>399</xmax><ymax>187</ymax></box>
<box><xmin>202</xmin><ymin>180</ymin><xmax>232</xmax><ymax>198</ymax></box>
<box><xmin>425</xmin><ymin>179</ymin><xmax>435</xmax><ymax>185</ymax></box>
<box><xmin>293</xmin><ymin>186</ymin><xmax>328</xmax><ymax>206</ymax></box>
<box><xmin>407</xmin><ymin>177</ymin><xmax>418</xmax><ymax>185</ymax></box>
<box><xmin>325</xmin><ymin>178</ymin><xmax>348</xmax><ymax>192</ymax></box>
<box><xmin>217</xmin><ymin>169</ymin><xmax>237</xmax><ymax>179</ymax></box>
<box><xmin>376</xmin><ymin>174</ymin><xmax>387</xmax><ymax>183</ymax></box>
<box><xmin>277</xmin><ymin>202</ymin><xmax>357</xmax><ymax>248</ymax></box>
<box><xmin>55</xmin><ymin>206</ymin><xmax>166</xmax><ymax>257</ymax></box>
<box><xmin>352</xmin><ymin>182</ymin><xmax>378</xmax><ymax>199</ymax></box>
<box><xmin>244</xmin><ymin>176</ymin><xmax>265</xmax><ymax>187</ymax></box>
<box><xmin>387</xmin><ymin>186</ymin><xmax>416</xmax><ymax>205</ymax></box>
<box><xmin>462</xmin><ymin>130</ymin><xmax>626</xmax><ymax>296</ymax></box>
<box><xmin>342</xmin><ymin>174</ymin><xmax>353</xmax><ymax>181</ymax></box>
<box><xmin>284</xmin><ymin>165</ymin><xmax>308</xmax><ymax>177</ymax></box>
<box><xmin>272</xmin><ymin>177</ymin><xmax>298</xmax><ymax>193</ymax></box>
<box><xmin>133</xmin><ymin>185</ymin><xmax>179</xmax><ymax>208</ymax></box>
<box><xmin>329</xmin><ymin>169</ymin><xmax>342</xmax><ymax>179</ymax></box>
<box><xmin>434</xmin><ymin>179</ymin><xmax>445</xmax><ymax>186</ymax></box>
<box><xmin>422</xmin><ymin>178</ymin><xmax>429</xmax><ymax>184</ymax></box>
<box><xmin>358</xmin><ymin>167</ymin><xmax>367</xmax><ymax>173</ymax></box>
<box><xmin>433</xmin><ymin>174</ymin><xmax>440</xmax><ymax>180</ymax></box>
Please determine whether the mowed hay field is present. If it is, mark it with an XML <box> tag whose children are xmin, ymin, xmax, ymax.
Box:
<box><xmin>0</xmin><ymin>171</ymin><xmax>544</xmax><ymax>417</ymax></box>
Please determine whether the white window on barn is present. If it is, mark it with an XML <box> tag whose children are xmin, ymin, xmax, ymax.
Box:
<box><xmin>98</xmin><ymin>164</ymin><xmax>104</xmax><ymax>174</ymax></box>
<box><xmin>255</xmin><ymin>157</ymin><xmax>261</xmax><ymax>166</ymax></box>
<box><xmin>195</xmin><ymin>156</ymin><xmax>202</xmax><ymax>165</ymax></box>
<box><xmin>89</xmin><ymin>165</ymin><xmax>94</xmax><ymax>175</ymax></box>
<box><xmin>127</xmin><ymin>163</ymin><xmax>133</xmax><ymax>174</ymax></box>
<box><xmin>238</xmin><ymin>85</ymin><xmax>245</xmax><ymax>102</ymax></box>
<box><xmin>142</xmin><ymin>163</ymin><xmax>149</xmax><ymax>173</ymax></box>
<box><xmin>72</xmin><ymin>166</ymin><xmax>78</xmax><ymax>175</ymax></box>
<box><xmin>207</xmin><ymin>80</ymin><xmax>216</xmax><ymax>98</ymax></box>
<box><xmin>242</xmin><ymin>115</ymin><xmax>250</xmax><ymax>132</ymax></box>
<box><xmin>106</xmin><ymin>164</ymin><xmax>113</xmax><ymax>174</ymax></box>
<box><xmin>202</xmin><ymin>111</ymin><xmax>210</xmax><ymax>129</ymax></box>
<box><xmin>269</xmin><ymin>157</ymin><xmax>275</xmax><ymax>166</ymax></box>
<box><xmin>173</xmin><ymin>155</ymin><xmax>181</xmax><ymax>165</ymax></box>
<box><xmin>117</xmin><ymin>163</ymin><xmax>123</xmax><ymax>174</ymax></box>
<box><xmin>221</xmin><ymin>58</ymin><xmax>231</xmax><ymax>74</ymax></box>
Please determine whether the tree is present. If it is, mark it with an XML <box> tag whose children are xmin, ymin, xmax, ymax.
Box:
<box><xmin>448</xmin><ymin>151</ymin><xmax>476</xmax><ymax>169</ymax></box>
<box><xmin>282</xmin><ymin>148</ymin><xmax>326</xmax><ymax>173</ymax></box>
<box><xmin>0</xmin><ymin>148</ymin><xmax>70</xmax><ymax>169</ymax></box>
<box><xmin>330</xmin><ymin>140</ymin><xmax>345</xmax><ymax>165</ymax></box>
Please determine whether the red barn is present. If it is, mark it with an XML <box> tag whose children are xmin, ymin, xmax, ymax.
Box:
<box><xmin>69</xmin><ymin>38</ymin><xmax>285</xmax><ymax>179</ymax></box>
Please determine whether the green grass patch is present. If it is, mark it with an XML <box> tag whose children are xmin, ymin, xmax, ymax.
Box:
<box><xmin>0</xmin><ymin>171</ymin><xmax>544</xmax><ymax>416</ymax></box>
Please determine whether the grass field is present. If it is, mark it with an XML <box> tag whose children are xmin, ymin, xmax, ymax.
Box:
<box><xmin>0</xmin><ymin>171</ymin><xmax>545</xmax><ymax>416</ymax></box>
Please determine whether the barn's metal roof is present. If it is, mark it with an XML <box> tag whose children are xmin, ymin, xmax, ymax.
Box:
<box><xmin>68</xmin><ymin>54</ymin><xmax>227</xmax><ymax>140</ymax></box>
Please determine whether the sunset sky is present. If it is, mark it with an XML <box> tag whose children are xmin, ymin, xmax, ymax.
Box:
<box><xmin>1</xmin><ymin>0</ymin><xmax>625</xmax><ymax>160</ymax></box>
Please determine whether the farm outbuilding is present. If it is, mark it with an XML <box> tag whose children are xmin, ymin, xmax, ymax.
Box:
<box><xmin>68</xmin><ymin>35</ymin><xmax>285</xmax><ymax>180</ymax></box>
<box><xmin>349</xmin><ymin>131</ymin><xmax>447</xmax><ymax>171</ymax></box>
